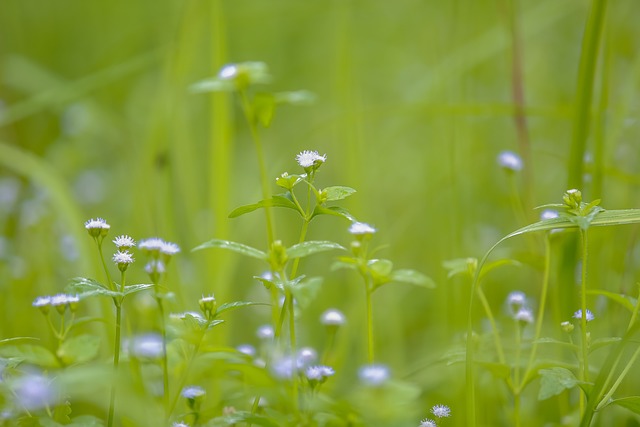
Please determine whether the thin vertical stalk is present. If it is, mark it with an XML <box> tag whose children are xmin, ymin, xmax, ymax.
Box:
<box><xmin>239</xmin><ymin>89</ymin><xmax>275</xmax><ymax>245</ymax></box>
<box><xmin>579</xmin><ymin>229</ymin><xmax>590</xmax><ymax>414</ymax></box>
<box><xmin>365</xmin><ymin>286</ymin><xmax>374</xmax><ymax>364</ymax></box>
<box><xmin>513</xmin><ymin>323</ymin><xmax>523</xmax><ymax>427</ymax></box>
<box><xmin>107</xmin><ymin>272</ymin><xmax>126</xmax><ymax>427</ymax></box>
<box><xmin>156</xmin><ymin>296</ymin><xmax>170</xmax><ymax>419</ymax></box>
<box><xmin>567</xmin><ymin>0</ymin><xmax>608</xmax><ymax>189</ymax></box>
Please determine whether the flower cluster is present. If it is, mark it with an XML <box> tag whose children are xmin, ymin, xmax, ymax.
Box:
<box><xmin>32</xmin><ymin>294</ymin><xmax>79</xmax><ymax>314</ymax></box>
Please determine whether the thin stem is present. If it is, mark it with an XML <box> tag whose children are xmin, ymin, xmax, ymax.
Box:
<box><xmin>97</xmin><ymin>240</ymin><xmax>114</xmax><ymax>291</ymax></box>
<box><xmin>168</xmin><ymin>338</ymin><xmax>204</xmax><ymax>417</ymax></box>
<box><xmin>513</xmin><ymin>323</ymin><xmax>522</xmax><ymax>427</ymax></box>
<box><xmin>156</xmin><ymin>295</ymin><xmax>170</xmax><ymax>419</ymax></box>
<box><xmin>365</xmin><ymin>285</ymin><xmax>374</xmax><ymax>364</ymax></box>
<box><xmin>287</xmin><ymin>289</ymin><xmax>299</xmax><ymax>414</ymax></box>
<box><xmin>579</xmin><ymin>229</ymin><xmax>590</xmax><ymax>414</ymax></box>
<box><xmin>238</xmin><ymin>89</ymin><xmax>274</xmax><ymax>245</ymax></box>
<box><xmin>596</xmin><ymin>345</ymin><xmax>640</xmax><ymax>411</ymax></box>
<box><xmin>477</xmin><ymin>287</ymin><xmax>506</xmax><ymax>364</ymax></box>
<box><xmin>107</xmin><ymin>272</ymin><xmax>127</xmax><ymax>427</ymax></box>
<box><xmin>522</xmin><ymin>234</ymin><xmax>552</xmax><ymax>385</ymax></box>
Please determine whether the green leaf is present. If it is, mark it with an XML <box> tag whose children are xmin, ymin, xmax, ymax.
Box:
<box><xmin>253</xmin><ymin>92</ymin><xmax>275</xmax><ymax>127</ymax></box>
<box><xmin>538</xmin><ymin>367</ymin><xmax>581</xmax><ymax>400</ymax></box>
<box><xmin>322</xmin><ymin>186</ymin><xmax>356</xmax><ymax>201</ymax></box>
<box><xmin>219</xmin><ymin>411</ymin><xmax>281</xmax><ymax>427</ymax></box>
<box><xmin>290</xmin><ymin>277</ymin><xmax>323</xmax><ymax>309</ymax></box>
<box><xmin>57</xmin><ymin>334</ymin><xmax>101</xmax><ymax>365</ymax></box>
<box><xmin>66</xmin><ymin>277</ymin><xmax>118</xmax><ymax>298</ymax></box>
<box><xmin>274</xmin><ymin>90</ymin><xmax>316</xmax><ymax>106</ymax></box>
<box><xmin>215</xmin><ymin>301</ymin><xmax>268</xmax><ymax>317</ymax></box>
<box><xmin>586</xmin><ymin>289</ymin><xmax>636</xmax><ymax>312</ymax></box>
<box><xmin>609</xmin><ymin>396</ymin><xmax>640</xmax><ymax>415</ymax></box>
<box><xmin>311</xmin><ymin>205</ymin><xmax>356</xmax><ymax>222</ymax></box>
<box><xmin>389</xmin><ymin>269</ymin><xmax>436</xmax><ymax>288</ymax></box>
<box><xmin>189</xmin><ymin>77</ymin><xmax>234</xmax><ymax>93</ymax></box>
<box><xmin>229</xmin><ymin>194</ymin><xmax>299</xmax><ymax>218</ymax></box>
<box><xmin>479</xmin><ymin>259</ymin><xmax>522</xmax><ymax>281</ymax></box>
<box><xmin>503</xmin><ymin>209</ymin><xmax>640</xmax><ymax>240</ymax></box>
<box><xmin>330</xmin><ymin>259</ymin><xmax>358</xmax><ymax>272</ymax></box>
<box><xmin>69</xmin><ymin>415</ymin><xmax>105</xmax><ymax>427</ymax></box>
<box><xmin>443</xmin><ymin>258</ymin><xmax>477</xmax><ymax>279</ymax></box>
<box><xmin>0</xmin><ymin>344</ymin><xmax>60</xmax><ymax>368</ymax></box>
<box><xmin>0</xmin><ymin>337</ymin><xmax>39</xmax><ymax>346</ymax></box>
<box><xmin>52</xmin><ymin>401</ymin><xmax>72</xmax><ymax>424</ymax></box>
<box><xmin>192</xmin><ymin>239</ymin><xmax>267</xmax><ymax>260</ymax></box>
<box><xmin>123</xmin><ymin>284</ymin><xmax>154</xmax><ymax>296</ymax></box>
<box><xmin>286</xmin><ymin>240</ymin><xmax>345</xmax><ymax>259</ymax></box>
<box><xmin>590</xmin><ymin>337</ymin><xmax>622</xmax><ymax>353</ymax></box>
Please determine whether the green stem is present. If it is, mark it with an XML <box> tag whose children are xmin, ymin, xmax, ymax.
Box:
<box><xmin>477</xmin><ymin>287</ymin><xmax>506</xmax><ymax>364</ymax></box>
<box><xmin>365</xmin><ymin>285</ymin><xmax>374</xmax><ymax>364</ymax></box>
<box><xmin>108</xmin><ymin>272</ymin><xmax>127</xmax><ymax>427</ymax></box>
<box><xmin>239</xmin><ymin>89</ymin><xmax>274</xmax><ymax>245</ymax></box>
<box><xmin>596</xmin><ymin>345</ymin><xmax>640</xmax><ymax>411</ymax></box>
<box><xmin>97</xmin><ymin>240</ymin><xmax>114</xmax><ymax>291</ymax></box>
<box><xmin>522</xmin><ymin>235</ymin><xmax>552</xmax><ymax>385</ymax></box>
<box><xmin>168</xmin><ymin>338</ymin><xmax>203</xmax><ymax>417</ymax></box>
<box><xmin>156</xmin><ymin>295</ymin><xmax>170</xmax><ymax>420</ymax></box>
<box><xmin>567</xmin><ymin>0</ymin><xmax>608</xmax><ymax>189</ymax></box>
<box><xmin>514</xmin><ymin>323</ymin><xmax>522</xmax><ymax>427</ymax></box>
<box><xmin>579</xmin><ymin>229</ymin><xmax>590</xmax><ymax>413</ymax></box>
<box><xmin>288</xmin><ymin>289</ymin><xmax>299</xmax><ymax>415</ymax></box>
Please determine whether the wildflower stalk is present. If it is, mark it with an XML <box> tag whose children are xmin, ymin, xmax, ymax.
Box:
<box><xmin>579</xmin><ymin>228</ymin><xmax>590</xmax><ymax>415</ymax></box>
<box><xmin>238</xmin><ymin>87</ymin><xmax>275</xmax><ymax>245</ymax></box>
<box><xmin>516</xmin><ymin>234</ymin><xmax>552</xmax><ymax>406</ymax></box>
<box><xmin>155</xmin><ymin>294</ymin><xmax>170</xmax><ymax>418</ymax></box>
<box><xmin>365</xmin><ymin>284</ymin><xmax>374</xmax><ymax>364</ymax></box>
<box><xmin>476</xmin><ymin>286</ymin><xmax>506</xmax><ymax>364</ymax></box>
<box><xmin>513</xmin><ymin>321</ymin><xmax>523</xmax><ymax>427</ymax></box>
<box><xmin>107</xmin><ymin>270</ymin><xmax>126</xmax><ymax>427</ymax></box>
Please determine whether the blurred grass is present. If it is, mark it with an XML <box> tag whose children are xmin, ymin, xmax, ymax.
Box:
<box><xmin>1</xmin><ymin>0</ymin><xmax>640</xmax><ymax>425</ymax></box>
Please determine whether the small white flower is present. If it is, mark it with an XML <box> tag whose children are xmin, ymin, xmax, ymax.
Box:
<box><xmin>297</xmin><ymin>347</ymin><xmax>317</xmax><ymax>368</ymax></box>
<box><xmin>419</xmin><ymin>419</ymin><xmax>437</xmax><ymax>427</ymax></box>
<box><xmin>271</xmin><ymin>356</ymin><xmax>297</xmax><ymax>379</ymax></box>
<box><xmin>145</xmin><ymin>260</ymin><xmax>165</xmax><ymax>275</ymax></box>
<box><xmin>497</xmin><ymin>151</ymin><xmax>523</xmax><ymax>172</ymax></box>
<box><xmin>349</xmin><ymin>222</ymin><xmax>376</xmax><ymax>235</ymax></box>
<box><xmin>113</xmin><ymin>251</ymin><xmax>134</xmax><ymax>265</ymax></box>
<box><xmin>84</xmin><ymin>217</ymin><xmax>110</xmax><ymax>231</ymax></box>
<box><xmin>50</xmin><ymin>294</ymin><xmax>79</xmax><ymax>307</ymax></box>
<box><xmin>113</xmin><ymin>235</ymin><xmax>136</xmax><ymax>249</ymax></box>
<box><xmin>138</xmin><ymin>238</ymin><xmax>165</xmax><ymax>253</ymax></box>
<box><xmin>514</xmin><ymin>307</ymin><xmax>534</xmax><ymax>324</ymax></box>
<box><xmin>219</xmin><ymin>64</ymin><xmax>238</xmax><ymax>79</ymax></box>
<box><xmin>358</xmin><ymin>364</ymin><xmax>390</xmax><ymax>386</ymax></box>
<box><xmin>321</xmin><ymin>308</ymin><xmax>346</xmax><ymax>326</ymax></box>
<box><xmin>296</xmin><ymin>150</ymin><xmax>326</xmax><ymax>168</ymax></box>
<box><xmin>431</xmin><ymin>404</ymin><xmax>451</xmax><ymax>418</ymax></box>
<box><xmin>129</xmin><ymin>333</ymin><xmax>164</xmax><ymax>359</ymax></box>
<box><xmin>173</xmin><ymin>423</ymin><xmax>190</xmax><ymax>427</ymax></box>
<box><xmin>160</xmin><ymin>241</ymin><xmax>180</xmax><ymax>256</ymax></box>
<box><xmin>32</xmin><ymin>296</ymin><xmax>51</xmax><ymax>308</ymax></box>
<box><xmin>181</xmin><ymin>385</ymin><xmax>206</xmax><ymax>399</ymax></box>
<box><xmin>305</xmin><ymin>365</ymin><xmax>335</xmax><ymax>381</ymax></box>
<box><xmin>541</xmin><ymin>209</ymin><xmax>559</xmax><ymax>220</ymax></box>
<box><xmin>170</xmin><ymin>311</ymin><xmax>205</xmax><ymax>321</ymax></box>
<box><xmin>256</xmin><ymin>324</ymin><xmax>274</xmax><ymax>340</ymax></box>
<box><xmin>573</xmin><ymin>309</ymin><xmax>595</xmax><ymax>322</ymax></box>
<box><xmin>236</xmin><ymin>344</ymin><xmax>256</xmax><ymax>357</ymax></box>
<box><xmin>14</xmin><ymin>374</ymin><xmax>56</xmax><ymax>410</ymax></box>
<box><xmin>507</xmin><ymin>291</ymin><xmax>527</xmax><ymax>307</ymax></box>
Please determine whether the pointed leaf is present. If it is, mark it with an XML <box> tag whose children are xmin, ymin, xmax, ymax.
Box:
<box><xmin>215</xmin><ymin>301</ymin><xmax>268</xmax><ymax>317</ymax></box>
<box><xmin>590</xmin><ymin>337</ymin><xmax>622</xmax><ymax>353</ymax></box>
<box><xmin>66</xmin><ymin>277</ymin><xmax>116</xmax><ymax>298</ymax></box>
<box><xmin>0</xmin><ymin>337</ymin><xmax>39</xmax><ymax>346</ymax></box>
<box><xmin>290</xmin><ymin>277</ymin><xmax>323</xmax><ymax>309</ymax></box>
<box><xmin>0</xmin><ymin>344</ymin><xmax>60</xmax><ymax>368</ymax></box>
<box><xmin>538</xmin><ymin>367</ymin><xmax>581</xmax><ymax>400</ymax></box>
<box><xmin>52</xmin><ymin>401</ymin><xmax>72</xmax><ymax>424</ymax></box>
<box><xmin>390</xmin><ymin>269</ymin><xmax>436</xmax><ymax>288</ymax></box>
<box><xmin>322</xmin><ymin>186</ymin><xmax>356</xmax><ymax>202</ymax></box>
<box><xmin>287</xmin><ymin>240</ymin><xmax>345</xmax><ymax>259</ymax></box>
<box><xmin>123</xmin><ymin>284</ymin><xmax>154</xmax><ymax>296</ymax></box>
<box><xmin>443</xmin><ymin>258</ymin><xmax>477</xmax><ymax>279</ymax></box>
<box><xmin>311</xmin><ymin>205</ymin><xmax>356</xmax><ymax>222</ymax></box>
<box><xmin>586</xmin><ymin>289</ymin><xmax>636</xmax><ymax>312</ymax></box>
<box><xmin>57</xmin><ymin>334</ymin><xmax>101</xmax><ymax>365</ymax></box>
<box><xmin>229</xmin><ymin>194</ymin><xmax>299</xmax><ymax>218</ymax></box>
<box><xmin>609</xmin><ymin>396</ymin><xmax>640</xmax><ymax>415</ymax></box>
<box><xmin>274</xmin><ymin>90</ymin><xmax>316</xmax><ymax>106</ymax></box>
<box><xmin>253</xmin><ymin>92</ymin><xmax>276</xmax><ymax>127</ymax></box>
<box><xmin>192</xmin><ymin>239</ymin><xmax>267</xmax><ymax>260</ymax></box>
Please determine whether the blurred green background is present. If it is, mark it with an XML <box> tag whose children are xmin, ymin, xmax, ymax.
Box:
<box><xmin>1</xmin><ymin>0</ymin><xmax>640</xmax><ymax>424</ymax></box>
